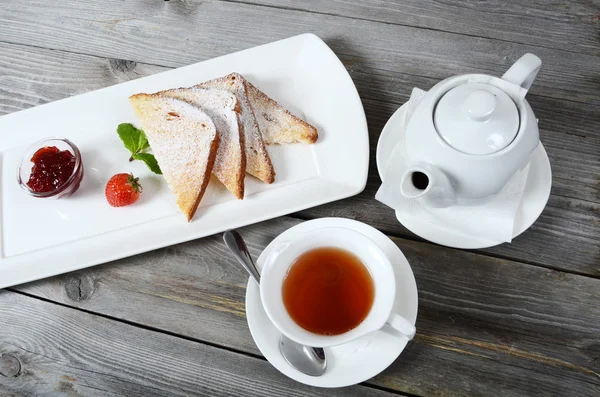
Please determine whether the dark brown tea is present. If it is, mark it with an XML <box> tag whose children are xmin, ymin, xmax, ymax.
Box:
<box><xmin>282</xmin><ymin>247</ymin><xmax>375</xmax><ymax>335</ymax></box>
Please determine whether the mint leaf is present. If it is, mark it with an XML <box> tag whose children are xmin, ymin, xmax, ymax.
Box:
<box><xmin>117</xmin><ymin>123</ymin><xmax>143</xmax><ymax>154</ymax></box>
<box><xmin>137</xmin><ymin>129</ymin><xmax>150</xmax><ymax>152</ymax></box>
<box><xmin>132</xmin><ymin>153</ymin><xmax>162</xmax><ymax>175</ymax></box>
<box><xmin>118</xmin><ymin>123</ymin><xmax>160</xmax><ymax>174</ymax></box>
<box><xmin>117</xmin><ymin>123</ymin><xmax>150</xmax><ymax>155</ymax></box>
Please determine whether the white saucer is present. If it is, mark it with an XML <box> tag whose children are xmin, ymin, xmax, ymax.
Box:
<box><xmin>245</xmin><ymin>218</ymin><xmax>418</xmax><ymax>388</ymax></box>
<box><xmin>376</xmin><ymin>104</ymin><xmax>552</xmax><ymax>249</ymax></box>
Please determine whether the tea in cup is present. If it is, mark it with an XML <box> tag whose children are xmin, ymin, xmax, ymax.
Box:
<box><xmin>260</xmin><ymin>227</ymin><xmax>416</xmax><ymax>348</ymax></box>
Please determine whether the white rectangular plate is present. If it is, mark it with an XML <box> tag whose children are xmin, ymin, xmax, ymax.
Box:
<box><xmin>0</xmin><ymin>34</ymin><xmax>368</xmax><ymax>288</ymax></box>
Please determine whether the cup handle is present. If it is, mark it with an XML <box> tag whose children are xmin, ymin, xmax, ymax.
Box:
<box><xmin>385</xmin><ymin>313</ymin><xmax>416</xmax><ymax>340</ymax></box>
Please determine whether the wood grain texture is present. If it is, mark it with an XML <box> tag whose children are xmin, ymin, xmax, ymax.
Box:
<box><xmin>14</xmin><ymin>218</ymin><xmax>600</xmax><ymax>397</ymax></box>
<box><xmin>0</xmin><ymin>0</ymin><xmax>598</xmax><ymax>106</ymax></box>
<box><xmin>1</xmin><ymin>41</ymin><xmax>598</xmax><ymax>276</ymax></box>
<box><xmin>0</xmin><ymin>290</ymin><xmax>399</xmax><ymax>397</ymax></box>
<box><xmin>0</xmin><ymin>42</ymin><xmax>164</xmax><ymax>116</ymax></box>
<box><xmin>234</xmin><ymin>0</ymin><xmax>600</xmax><ymax>56</ymax></box>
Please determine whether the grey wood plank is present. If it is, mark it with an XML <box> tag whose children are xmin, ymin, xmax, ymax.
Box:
<box><xmin>0</xmin><ymin>45</ymin><xmax>164</xmax><ymax>115</ymax></box>
<box><xmin>14</xmin><ymin>217</ymin><xmax>600</xmax><ymax>397</ymax></box>
<box><xmin>234</xmin><ymin>0</ymin><xmax>600</xmax><ymax>56</ymax></box>
<box><xmin>0</xmin><ymin>0</ymin><xmax>598</xmax><ymax>106</ymax></box>
<box><xmin>0</xmin><ymin>41</ymin><xmax>598</xmax><ymax>276</ymax></box>
<box><xmin>0</xmin><ymin>290</ymin><xmax>399</xmax><ymax>397</ymax></box>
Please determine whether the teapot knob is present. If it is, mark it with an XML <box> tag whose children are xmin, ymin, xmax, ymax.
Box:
<box><xmin>463</xmin><ymin>90</ymin><xmax>496</xmax><ymax>121</ymax></box>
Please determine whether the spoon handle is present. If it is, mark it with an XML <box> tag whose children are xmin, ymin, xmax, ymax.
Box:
<box><xmin>223</xmin><ymin>230</ymin><xmax>262</xmax><ymax>285</ymax></box>
<box><xmin>224</xmin><ymin>229</ymin><xmax>327</xmax><ymax>376</ymax></box>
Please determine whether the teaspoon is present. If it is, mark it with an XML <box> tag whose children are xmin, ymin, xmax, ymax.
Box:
<box><xmin>223</xmin><ymin>230</ymin><xmax>327</xmax><ymax>377</ymax></box>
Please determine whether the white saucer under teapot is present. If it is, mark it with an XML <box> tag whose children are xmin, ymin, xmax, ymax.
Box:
<box><xmin>400</xmin><ymin>54</ymin><xmax>542</xmax><ymax>208</ymax></box>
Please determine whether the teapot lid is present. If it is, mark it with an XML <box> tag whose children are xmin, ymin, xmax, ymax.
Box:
<box><xmin>433</xmin><ymin>82</ymin><xmax>519</xmax><ymax>155</ymax></box>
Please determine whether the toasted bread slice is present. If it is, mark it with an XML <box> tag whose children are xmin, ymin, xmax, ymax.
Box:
<box><xmin>246</xmin><ymin>81</ymin><xmax>318</xmax><ymax>145</ymax></box>
<box><xmin>129</xmin><ymin>94</ymin><xmax>219</xmax><ymax>221</ymax></box>
<box><xmin>197</xmin><ymin>73</ymin><xmax>275</xmax><ymax>184</ymax></box>
<box><xmin>159</xmin><ymin>87</ymin><xmax>245</xmax><ymax>199</ymax></box>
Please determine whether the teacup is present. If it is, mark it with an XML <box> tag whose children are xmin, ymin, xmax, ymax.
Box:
<box><xmin>260</xmin><ymin>226</ymin><xmax>416</xmax><ymax>348</ymax></box>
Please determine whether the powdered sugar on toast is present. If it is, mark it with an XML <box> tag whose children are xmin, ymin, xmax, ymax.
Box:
<box><xmin>245</xmin><ymin>81</ymin><xmax>318</xmax><ymax>145</ymax></box>
<box><xmin>159</xmin><ymin>87</ymin><xmax>246</xmax><ymax>199</ymax></box>
<box><xmin>128</xmin><ymin>94</ymin><xmax>219</xmax><ymax>221</ymax></box>
<box><xmin>197</xmin><ymin>73</ymin><xmax>275</xmax><ymax>184</ymax></box>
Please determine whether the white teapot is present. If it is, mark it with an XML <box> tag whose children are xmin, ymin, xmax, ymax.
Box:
<box><xmin>400</xmin><ymin>54</ymin><xmax>542</xmax><ymax>208</ymax></box>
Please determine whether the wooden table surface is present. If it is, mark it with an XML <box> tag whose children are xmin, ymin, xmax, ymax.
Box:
<box><xmin>1</xmin><ymin>1</ymin><xmax>599</xmax><ymax>396</ymax></box>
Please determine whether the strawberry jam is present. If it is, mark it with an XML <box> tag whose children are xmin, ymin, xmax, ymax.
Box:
<box><xmin>26</xmin><ymin>146</ymin><xmax>77</xmax><ymax>193</ymax></box>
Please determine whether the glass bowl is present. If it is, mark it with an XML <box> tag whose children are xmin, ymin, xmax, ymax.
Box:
<box><xmin>16</xmin><ymin>137</ymin><xmax>84</xmax><ymax>199</ymax></box>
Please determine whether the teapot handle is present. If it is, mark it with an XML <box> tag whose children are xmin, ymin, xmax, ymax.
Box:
<box><xmin>501</xmin><ymin>53</ymin><xmax>542</xmax><ymax>93</ymax></box>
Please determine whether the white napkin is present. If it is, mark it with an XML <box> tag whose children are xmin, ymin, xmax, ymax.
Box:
<box><xmin>376</xmin><ymin>88</ymin><xmax>531</xmax><ymax>244</ymax></box>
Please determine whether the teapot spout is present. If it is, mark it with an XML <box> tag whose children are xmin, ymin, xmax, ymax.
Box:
<box><xmin>400</xmin><ymin>164</ymin><xmax>455</xmax><ymax>208</ymax></box>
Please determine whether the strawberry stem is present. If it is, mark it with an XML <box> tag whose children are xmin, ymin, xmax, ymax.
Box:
<box><xmin>127</xmin><ymin>173</ymin><xmax>143</xmax><ymax>193</ymax></box>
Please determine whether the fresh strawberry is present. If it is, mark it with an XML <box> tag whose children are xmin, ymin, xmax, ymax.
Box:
<box><xmin>105</xmin><ymin>173</ymin><xmax>142</xmax><ymax>207</ymax></box>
